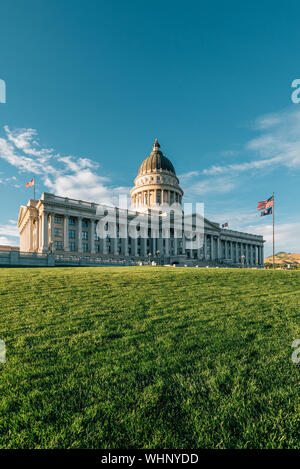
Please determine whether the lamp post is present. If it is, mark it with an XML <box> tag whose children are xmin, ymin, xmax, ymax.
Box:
<box><xmin>148</xmin><ymin>252</ymin><xmax>151</xmax><ymax>265</ymax></box>
<box><xmin>241</xmin><ymin>255</ymin><xmax>245</xmax><ymax>269</ymax></box>
<box><xmin>156</xmin><ymin>250</ymin><xmax>161</xmax><ymax>266</ymax></box>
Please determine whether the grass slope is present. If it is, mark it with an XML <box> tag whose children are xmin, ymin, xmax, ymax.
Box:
<box><xmin>0</xmin><ymin>267</ymin><xmax>299</xmax><ymax>449</ymax></box>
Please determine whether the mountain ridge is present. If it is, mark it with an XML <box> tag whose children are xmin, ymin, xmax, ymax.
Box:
<box><xmin>264</xmin><ymin>252</ymin><xmax>300</xmax><ymax>265</ymax></box>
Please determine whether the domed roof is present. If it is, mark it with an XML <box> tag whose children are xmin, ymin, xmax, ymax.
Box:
<box><xmin>138</xmin><ymin>139</ymin><xmax>176</xmax><ymax>176</ymax></box>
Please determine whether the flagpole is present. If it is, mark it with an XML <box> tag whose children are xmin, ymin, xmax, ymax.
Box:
<box><xmin>273</xmin><ymin>192</ymin><xmax>275</xmax><ymax>269</ymax></box>
<box><xmin>33</xmin><ymin>177</ymin><xmax>36</xmax><ymax>200</ymax></box>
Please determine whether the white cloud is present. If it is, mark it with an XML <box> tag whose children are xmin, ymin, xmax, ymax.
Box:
<box><xmin>4</xmin><ymin>126</ymin><xmax>54</xmax><ymax>159</ymax></box>
<box><xmin>185</xmin><ymin>177</ymin><xmax>236</xmax><ymax>196</ymax></box>
<box><xmin>0</xmin><ymin>126</ymin><xmax>128</xmax><ymax>204</ymax></box>
<box><xmin>178</xmin><ymin>171</ymin><xmax>200</xmax><ymax>183</ymax></box>
<box><xmin>0</xmin><ymin>222</ymin><xmax>19</xmax><ymax>238</ymax></box>
<box><xmin>248</xmin><ymin>222</ymin><xmax>300</xmax><ymax>255</ymax></box>
<box><xmin>202</xmin><ymin>107</ymin><xmax>300</xmax><ymax>176</ymax></box>
<box><xmin>45</xmin><ymin>170</ymin><xmax>130</xmax><ymax>205</ymax></box>
<box><xmin>0</xmin><ymin>221</ymin><xmax>19</xmax><ymax>247</ymax></box>
<box><xmin>0</xmin><ymin>236</ymin><xmax>19</xmax><ymax>246</ymax></box>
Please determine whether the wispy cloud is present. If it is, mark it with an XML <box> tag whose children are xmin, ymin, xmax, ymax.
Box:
<box><xmin>187</xmin><ymin>177</ymin><xmax>236</xmax><ymax>196</ymax></box>
<box><xmin>0</xmin><ymin>220</ymin><xmax>19</xmax><ymax>246</ymax></box>
<box><xmin>178</xmin><ymin>170</ymin><xmax>200</xmax><ymax>184</ymax></box>
<box><xmin>248</xmin><ymin>222</ymin><xmax>300</xmax><ymax>255</ymax></box>
<box><xmin>0</xmin><ymin>236</ymin><xmax>19</xmax><ymax>246</ymax></box>
<box><xmin>203</xmin><ymin>107</ymin><xmax>300</xmax><ymax>176</ymax></box>
<box><xmin>0</xmin><ymin>126</ymin><xmax>129</xmax><ymax>205</ymax></box>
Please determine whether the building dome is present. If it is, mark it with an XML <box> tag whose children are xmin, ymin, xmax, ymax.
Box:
<box><xmin>138</xmin><ymin>139</ymin><xmax>176</xmax><ymax>176</ymax></box>
<box><xmin>130</xmin><ymin>139</ymin><xmax>183</xmax><ymax>211</ymax></box>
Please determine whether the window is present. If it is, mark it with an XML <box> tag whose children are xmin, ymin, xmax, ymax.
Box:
<box><xmin>83</xmin><ymin>243</ymin><xmax>88</xmax><ymax>252</ymax></box>
<box><xmin>69</xmin><ymin>218</ymin><xmax>75</xmax><ymax>226</ymax></box>
<box><xmin>55</xmin><ymin>241</ymin><xmax>63</xmax><ymax>250</ymax></box>
<box><xmin>54</xmin><ymin>228</ymin><xmax>62</xmax><ymax>237</ymax></box>
<box><xmin>69</xmin><ymin>242</ymin><xmax>76</xmax><ymax>251</ymax></box>
<box><xmin>54</xmin><ymin>216</ymin><xmax>62</xmax><ymax>224</ymax></box>
<box><xmin>82</xmin><ymin>231</ymin><xmax>88</xmax><ymax>240</ymax></box>
<box><xmin>69</xmin><ymin>230</ymin><xmax>75</xmax><ymax>239</ymax></box>
<box><xmin>82</xmin><ymin>219</ymin><xmax>88</xmax><ymax>228</ymax></box>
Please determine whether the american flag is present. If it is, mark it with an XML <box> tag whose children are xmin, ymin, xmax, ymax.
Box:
<box><xmin>257</xmin><ymin>195</ymin><xmax>274</xmax><ymax>211</ymax></box>
<box><xmin>26</xmin><ymin>178</ymin><xmax>35</xmax><ymax>188</ymax></box>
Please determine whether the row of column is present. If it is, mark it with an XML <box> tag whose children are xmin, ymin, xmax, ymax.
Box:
<box><xmin>195</xmin><ymin>235</ymin><xmax>264</xmax><ymax>265</ymax></box>
<box><xmin>133</xmin><ymin>189</ymin><xmax>182</xmax><ymax>208</ymax></box>
<box><xmin>37</xmin><ymin>212</ymin><xmax>183</xmax><ymax>258</ymax></box>
<box><xmin>35</xmin><ymin>212</ymin><xmax>264</xmax><ymax>264</ymax></box>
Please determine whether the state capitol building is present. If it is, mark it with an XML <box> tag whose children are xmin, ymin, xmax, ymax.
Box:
<box><xmin>17</xmin><ymin>140</ymin><xmax>265</xmax><ymax>267</ymax></box>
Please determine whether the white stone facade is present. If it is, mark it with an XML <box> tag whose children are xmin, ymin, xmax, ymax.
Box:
<box><xmin>17</xmin><ymin>193</ymin><xmax>264</xmax><ymax>267</ymax></box>
<box><xmin>17</xmin><ymin>140</ymin><xmax>265</xmax><ymax>267</ymax></box>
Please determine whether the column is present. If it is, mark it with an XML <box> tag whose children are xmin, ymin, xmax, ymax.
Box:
<box><xmin>140</xmin><ymin>236</ymin><xmax>147</xmax><ymax>257</ymax></box>
<box><xmin>64</xmin><ymin>215</ymin><xmax>69</xmax><ymax>251</ymax></box>
<box><xmin>102</xmin><ymin>234</ymin><xmax>108</xmax><ymax>255</ymax></box>
<box><xmin>90</xmin><ymin>219</ymin><xmax>95</xmax><ymax>254</ymax></box>
<box><xmin>35</xmin><ymin>217</ymin><xmax>39</xmax><ymax>251</ymax></box>
<box><xmin>29</xmin><ymin>218</ymin><xmax>33</xmax><ymax>252</ymax></box>
<box><xmin>204</xmin><ymin>235</ymin><xmax>207</xmax><ymax>260</ymax></box>
<box><xmin>122</xmin><ymin>236</ymin><xmax>129</xmax><ymax>256</ymax></box>
<box><xmin>157</xmin><ymin>236</ymin><xmax>163</xmax><ymax>255</ymax></box>
<box><xmin>41</xmin><ymin>211</ymin><xmax>48</xmax><ymax>253</ymax></box>
<box><xmin>225</xmin><ymin>240</ymin><xmax>228</xmax><ymax>259</ymax></box>
<box><xmin>152</xmin><ymin>236</ymin><xmax>156</xmax><ymax>257</ymax></box>
<box><xmin>120</xmin><ymin>221</ymin><xmax>129</xmax><ymax>256</ymax></box>
<box><xmin>245</xmin><ymin>243</ymin><xmax>249</xmax><ymax>266</ymax></box>
<box><xmin>197</xmin><ymin>234</ymin><xmax>202</xmax><ymax>259</ymax></box>
<box><xmin>217</xmin><ymin>237</ymin><xmax>220</xmax><ymax>260</ymax></box>
<box><xmin>77</xmin><ymin>216</ymin><xmax>82</xmax><ymax>253</ymax></box>
<box><xmin>259</xmin><ymin>246</ymin><xmax>262</xmax><ymax>266</ymax></box>
<box><xmin>182</xmin><ymin>233</ymin><xmax>186</xmax><ymax>255</ymax></box>
<box><xmin>174</xmin><ymin>237</ymin><xmax>178</xmax><ymax>255</ymax></box>
<box><xmin>261</xmin><ymin>245</ymin><xmax>264</xmax><ymax>267</ymax></box>
<box><xmin>211</xmin><ymin>236</ymin><xmax>214</xmax><ymax>260</ymax></box>
<box><xmin>164</xmin><ymin>230</ymin><xmax>170</xmax><ymax>257</ymax></box>
<box><xmin>50</xmin><ymin>213</ymin><xmax>55</xmax><ymax>252</ymax></box>
<box><xmin>38</xmin><ymin>215</ymin><xmax>42</xmax><ymax>251</ymax></box>
<box><xmin>114</xmin><ymin>232</ymin><xmax>119</xmax><ymax>256</ymax></box>
<box><xmin>132</xmin><ymin>238</ymin><xmax>138</xmax><ymax>256</ymax></box>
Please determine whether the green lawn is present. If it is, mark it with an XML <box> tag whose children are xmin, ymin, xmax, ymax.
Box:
<box><xmin>0</xmin><ymin>267</ymin><xmax>299</xmax><ymax>449</ymax></box>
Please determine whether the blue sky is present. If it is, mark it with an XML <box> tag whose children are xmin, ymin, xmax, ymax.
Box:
<box><xmin>1</xmin><ymin>0</ymin><xmax>300</xmax><ymax>256</ymax></box>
